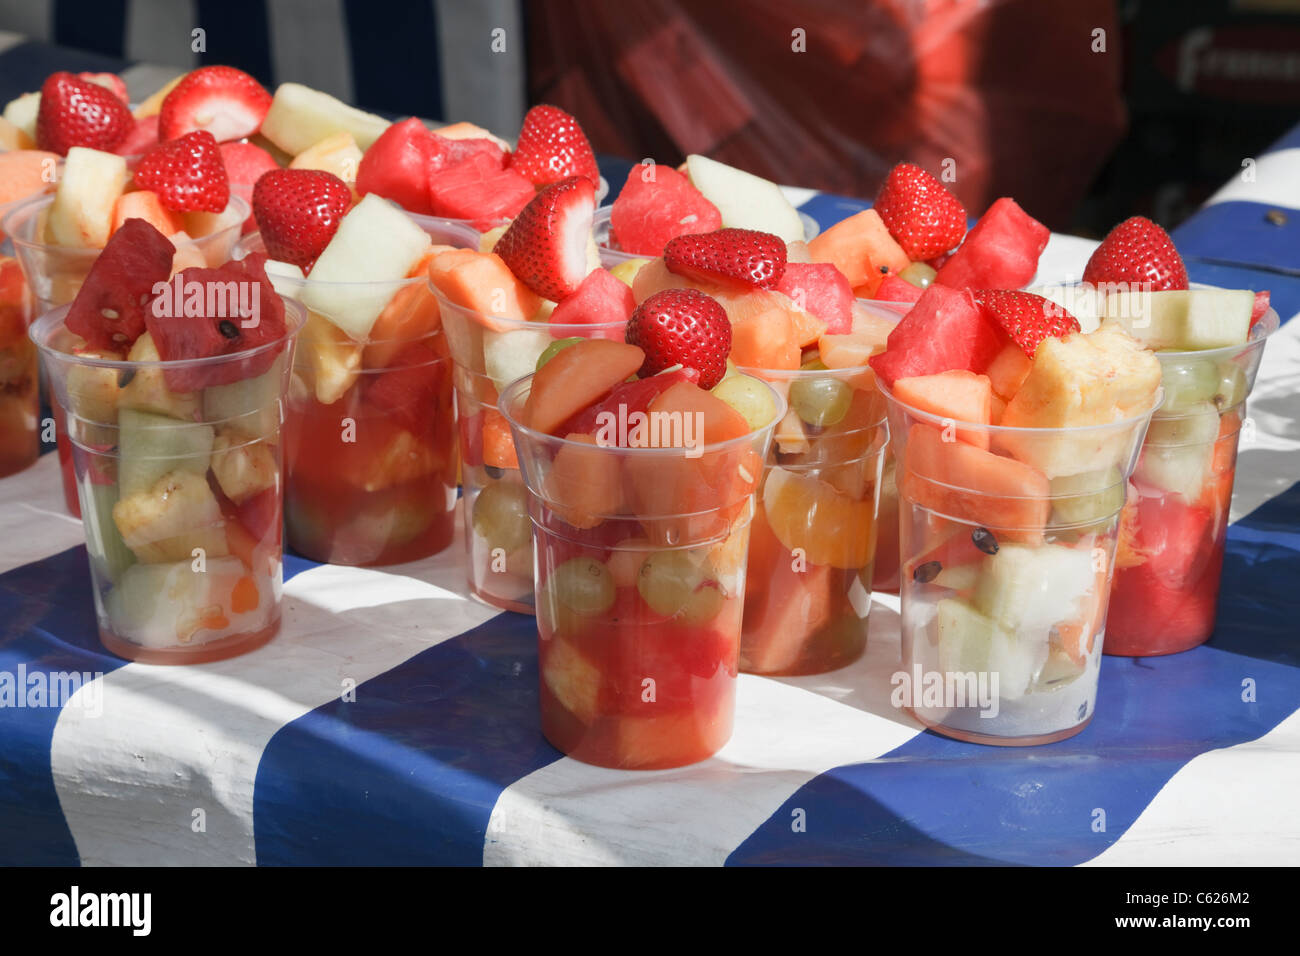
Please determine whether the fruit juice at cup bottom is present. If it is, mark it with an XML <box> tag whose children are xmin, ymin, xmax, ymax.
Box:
<box><xmin>0</xmin><ymin>256</ymin><xmax>39</xmax><ymax>477</ymax></box>
<box><xmin>1106</xmin><ymin>310</ymin><xmax>1278</xmax><ymax>656</ymax></box>
<box><xmin>884</xmin><ymin>385</ymin><xmax>1159</xmax><ymax>745</ymax></box>
<box><xmin>32</xmin><ymin>301</ymin><xmax>303</xmax><ymax>664</ymax></box>
<box><xmin>434</xmin><ymin>288</ymin><xmax>630</xmax><ymax>614</ymax></box>
<box><xmin>4</xmin><ymin>193</ymin><xmax>249</xmax><ymax>515</ymax></box>
<box><xmin>738</xmin><ymin>364</ymin><xmax>888</xmax><ymax>675</ymax></box>
<box><xmin>238</xmin><ymin>226</ymin><xmax>472</xmax><ymax>566</ymax></box>
<box><xmin>500</xmin><ymin>374</ymin><xmax>782</xmax><ymax>769</ymax></box>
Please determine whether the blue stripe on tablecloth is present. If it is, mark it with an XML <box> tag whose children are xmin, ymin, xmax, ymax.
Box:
<box><xmin>1175</xmin><ymin>201</ymin><xmax>1300</xmax><ymax>278</ymax></box>
<box><xmin>797</xmin><ymin>193</ymin><xmax>871</xmax><ymax>232</ymax></box>
<box><xmin>0</xmin><ymin>545</ymin><xmax>315</xmax><ymax>865</ymax></box>
<box><xmin>1265</xmin><ymin>124</ymin><xmax>1300</xmax><ymax>154</ymax></box>
<box><xmin>252</xmin><ymin>609</ymin><xmax>560</xmax><ymax>865</ymax></box>
<box><xmin>727</xmin><ymin>481</ymin><xmax>1300</xmax><ymax>866</ymax></box>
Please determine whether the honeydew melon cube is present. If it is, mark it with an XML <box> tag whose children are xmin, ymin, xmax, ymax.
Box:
<box><xmin>1101</xmin><ymin>289</ymin><xmax>1254</xmax><ymax>351</ymax></box>
<box><xmin>972</xmin><ymin>542</ymin><xmax>1095</xmax><ymax>640</ymax></box>
<box><xmin>935</xmin><ymin>598</ymin><xmax>1035</xmax><ymax>701</ymax></box>
<box><xmin>105</xmin><ymin>556</ymin><xmax>272</xmax><ymax>648</ymax></box>
<box><xmin>484</xmin><ymin>327</ymin><xmax>554</xmax><ymax>393</ymax></box>
<box><xmin>48</xmin><ymin>147</ymin><xmax>127</xmax><ymax>248</ymax></box>
<box><xmin>685</xmin><ymin>154</ymin><xmax>804</xmax><ymax>243</ymax></box>
<box><xmin>260</xmin><ymin>83</ymin><xmax>390</xmax><ymax>156</ymax></box>
<box><xmin>296</xmin><ymin>193</ymin><xmax>432</xmax><ymax>340</ymax></box>
<box><xmin>3</xmin><ymin>91</ymin><xmax>40</xmax><ymax>140</ymax></box>
<box><xmin>117</xmin><ymin>408</ymin><xmax>215</xmax><ymax>497</ymax></box>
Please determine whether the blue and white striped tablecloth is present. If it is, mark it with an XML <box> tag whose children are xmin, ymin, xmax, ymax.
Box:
<box><xmin>2</xmin><ymin>120</ymin><xmax>1298</xmax><ymax>865</ymax></box>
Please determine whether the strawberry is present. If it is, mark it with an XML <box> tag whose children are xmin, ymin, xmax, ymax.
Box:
<box><xmin>664</xmin><ymin>228</ymin><xmax>786</xmax><ymax>289</ymax></box>
<box><xmin>873</xmin><ymin>162</ymin><xmax>967</xmax><ymax>261</ymax></box>
<box><xmin>134</xmin><ymin>130</ymin><xmax>231</xmax><ymax>213</ymax></box>
<box><xmin>1083</xmin><ymin>216</ymin><xmax>1188</xmax><ymax>291</ymax></box>
<box><xmin>252</xmin><ymin>168</ymin><xmax>353</xmax><ymax>271</ymax></box>
<box><xmin>508</xmin><ymin>104</ymin><xmax>600</xmax><ymax>188</ymax></box>
<box><xmin>972</xmin><ymin>289</ymin><xmax>1079</xmax><ymax>357</ymax></box>
<box><xmin>35</xmin><ymin>71</ymin><xmax>132</xmax><ymax>155</ymax></box>
<box><xmin>625</xmin><ymin>288</ymin><xmax>731</xmax><ymax>388</ymax></box>
<box><xmin>1250</xmin><ymin>290</ymin><xmax>1271</xmax><ymax>328</ymax></box>
<box><xmin>158</xmin><ymin>65</ymin><xmax>272</xmax><ymax>143</ymax></box>
<box><xmin>494</xmin><ymin>176</ymin><xmax>596</xmax><ymax>301</ymax></box>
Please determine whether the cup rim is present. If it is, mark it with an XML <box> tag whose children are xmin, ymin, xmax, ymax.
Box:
<box><xmin>429</xmin><ymin>281</ymin><xmax>630</xmax><ymax>335</ymax></box>
<box><xmin>498</xmin><ymin>370</ymin><xmax>788</xmax><ymax>457</ymax></box>
<box><xmin>3</xmin><ymin>192</ymin><xmax>251</xmax><ymax>254</ymax></box>
<box><xmin>590</xmin><ymin>204</ymin><xmax>822</xmax><ymax>259</ymax></box>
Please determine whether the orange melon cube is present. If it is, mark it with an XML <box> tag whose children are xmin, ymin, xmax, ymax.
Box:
<box><xmin>807</xmin><ymin>209</ymin><xmax>910</xmax><ymax>287</ymax></box>
<box><xmin>525</xmin><ymin>338</ymin><xmax>644</xmax><ymax>435</ymax></box>
<box><xmin>0</xmin><ymin>150</ymin><xmax>59</xmax><ymax>206</ymax></box>
<box><xmin>427</xmin><ymin>248</ymin><xmax>541</xmax><ymax>327</ymax></box>
<box><xmin>112</xmin><ymin>190</ymin><xmax>183</xmax><ymax>238</ymax></box>
<box><xmin>892</xmin><ymin>370</ymin><xmax>993</xmax><ymax>449</ymax></box>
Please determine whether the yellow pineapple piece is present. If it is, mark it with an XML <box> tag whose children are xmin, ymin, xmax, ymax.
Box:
<box><xmin>119</xmin><ymin>332</ymin><xmax>200</xmax><ymax>420</ymax></box>
<box><xmin>478</xmin><ymin>224</ymin><xmax>508</xmax><ymax>253</ymax></box>
<box><xmin>133</xmin><ymin>74</ymin><xmax>185</xmax><ymax>118</ymax></box>
<box><xmin>112</xmin><ymin>469</ymin><xmax>231</xmax><ymax>564</ymax></box>
<box><xmin>296</xmin><ymin>311</ymin><xmax>362</xmax><ymax>405</ymax></box>
<box><xmin>290</xmin><ymin>131</ymin><xmax>363</xmax><ymax>183</ymax></box>
<box><xmin>211</xmin><ymin>428</ymin><xmax>278</xmax><ymax>504</ymax></box>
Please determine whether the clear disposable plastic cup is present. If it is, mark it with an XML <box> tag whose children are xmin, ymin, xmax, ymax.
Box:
<box><xmin>736</xmin><ymin>363</ymin><xmax>888</xmax><ymax>675</ymax></box>
<box><xmin>500</xmin><ymin>373</ymin><xmax>783</xmax><ymax>769</ymax></box>
<box><xmin>238</xmin><ymin>222</ymin><xmax>475</xmax><ymax>566</ymax></box>
<box><xmin>0</xmin><ymin>254</ymin><xmax>39</xmax><ymax>477</ymax></box>
<box><xmin>433</xmin><ymin>287</ymin><xmax>629</xmax><ymax>613</ymax></box>
<box><xmin>1106</xmin><ymin>308</ymin><xmax>1279</xmax><ymax>657</ymax></box>
<box><xmin>31</xmin><ymin>299</ymin><xmax>304</xmax><ymax>664</ymax></box>
<box><xmin>591</xmin><ymin>205</ymin><xmax>822</xmax><ymax>268</ymax></box>
<box><xmin>882</xmin><ymin>383</ymin><xmax>1160</xmax><ymax>745</ymax></box>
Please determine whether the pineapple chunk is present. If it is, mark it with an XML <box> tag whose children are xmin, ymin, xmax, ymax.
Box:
<box><xmin>65</xmin><ymin>352</ymin><xmax>124</xmax><ymax>424</ymax></box>
<box><xmin>48</xmin><ymin>148</ymin><xmax>127</xmax><ymax>248</ymax></box>
<box><xmin>290</xmin><ymin>131</ymin><xmax>363</xmax><ymax>183</ymax></box>
<box><xmin>112</xmin><ymin>469</ymin><xmax>231</xmax><ymax>564</ymax></box>
<box><xmin>478</xmin><ymin>224</ymin><xmax>508</xmax><ymax>253</ymax></box>
<box><xmin>3</xmin><ymin>91</ymin><xmax>40</xmax><ymax>140</ymax></box>
<box><xmin>133</xmin><ymin>74</ymin><xmax>184</xmax><ymax>118</ymax></box>
<box><xmin>259</xmin><ymin>83</ymin><xmax>390</xmax><ymax>155</ymax></box>
<box><xmin>542</xmin><ymin>634</ymin><xmax>601</xmax><ymax>722</ymax></box>
<box><xmin>119</xmin><ymin>332</ymin><xmax>200</xmax><ymax>420</ymax></box>
<box><xmin>0</xmin><ymin>115</ymin><xmax>34</xmax><ymax>150</ymax></box>
<box><xmin>297</xmin><ymin>311</ymin><xmax>362</xmax><ymax>404</ymax></box>
<box><xmin>996</xmin><ymin>330</ymin><xmax>1161</xmax><ymax>477</ymax></box>
<box><xmin>211</xmin><ymin>428</ymin><xmax>278</xmax><ymax>504</ymax></box>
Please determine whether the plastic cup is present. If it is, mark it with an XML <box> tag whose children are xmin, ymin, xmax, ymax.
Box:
<box><xmin>1106</xmin><ymin>308</ymin><xmax>1279</xmax><ymax>657</ymax></box>
<box><xmin>500</xmin><ymin>373</ymin><xmax>783</xmax><ymax>769</ymax></box>
<box><xmin>30</xmin><ymin>299</ymin><xmax>304</xmax><ymax>664</ymax></box>
<box><xmin>238</xmin><ymin>221</ymin><xmax>476</xmax><ymax>566</ymax></box>
<box><xmin>882</xmin><ymin>383</ymin><xmax>1160</xmax><ymax>745</ymax></box>
<box><xmin>736</xmin><ymin>363</ymin><xmax>888</xmax><ymax>675</ymax></box>
<box><xmin>433</xmin><ymin>287</ymin><xmax>630</xmax><ymax>613</ymax></box>
<box><xmin>4</xmin><ymin>193</ymin><xmax>251</xmax><ymax>517</ymax></box>
<box><xmin>591</xmin><ymin>205</ymin><xmax>821</xmax><ymax>269</ymax></box>
<box><xmin>0</xmin><ymin>254</ymin><xmax>39</xmax><ymax>477</ymax></box>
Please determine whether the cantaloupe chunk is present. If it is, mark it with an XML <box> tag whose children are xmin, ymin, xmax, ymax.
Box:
<box><xmin>763</xmin><ymin>466</ymin><xmax>877</xmax><ymax>569</ymax></box>
<box><xmin>807</xmin><ymin>209</ymin><xmax>910</xmax><ymax>287</ymax></box>
<box><xmin>0</xmin><ymin>150</ymin><xmax>58</xmax><ymax>205</ymax></box>
<box><xmin>364</xmin><ymin>250</ymin><xmax>442</xmax><ymax>368</ymax></box>
<box><xmin>818</xmin><ymin>331</ymin><xmax>886</xmax><ymax>370</ymax></box>
<box><xmin>742</xmin><ymin>554</ymin><xmax>837</xmax><ymax>674</ymax></box>
<box><xmin>727</xmin><ymin>298</ymin><xmax>800</xmax><ymax>371</ymax></box>
<box><xmin>900</xmin><ymin>423</ymin><xmax>1050</xmax><ymax>540</ymax></box>
<box><xmin>427</xmin><ymin>248</ymin><xmax>541</xmax><ymax>329</ymax></box>
<box><xmin>648</xmin><ymin>380</ymin><xmax>750</xmax><ymax>446</ymax></box>
<box><xmin>482</xmin><ymin>408</ymin><xmax>518</xmax><ymax>469</ymax></box>
<box><xmin>545</xmin><ymin>433</ymin><xmax>623</xmax><ymax>529</ymax></box>
<box><xmin>0</xmin><ymin>115</ymin><xmax>34</xmax><ymax>150</ymax></box>
<box><xmin>892</xmin><ymin>370</ymin><xmax>992</xmax><ymax>449</ymax></box>
<box><xmin>630</xmin><ymin>255</ymin><xmax>709</xmax><ymax>303</ymax></box>
<box><xmin>290</xmin><ymin>131</ymin><xmax>364</xmax><ymax>183</ymax></box>
<box><xmin>433</xmin><ymin>121</ymin><xmax>511</xmax><ymax>152</ymax></box>
<box><xmin>984</xmin><ymin>344</ymin><xmax>1033</xmax><ymax>401</ymax></box>
<box><xmin>112</xmin><ymin>190</ymin><xmax>183</xmax><ymax>237</ymax></box>
<box><xmin>525</xmin><ymin>339</ymin><xmax>645</xmax><ymax>435</ymax></box>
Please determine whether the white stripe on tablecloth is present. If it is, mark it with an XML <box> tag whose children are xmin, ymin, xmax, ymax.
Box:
<box><xmin>433</xmin><ymin>0</ymin><xmax>525</xmax><ymax>131</ymax></box>
<box><xmin>1232</xmin><ymin>306</ymin><xmax>1300</xmax><ymax>522</ymax></box>
<box><xmin>1206</xmin><ymin>149</ymin><xmax>1300</xmax><ymax>210</ymax></box>
<box><xmin>124</xmin><ymin>0</ymin><xmax>198</xmax><ymax>73</ymax></box>
<box><xmin>482</xmin><ymin>599</ymin><xmax>922</xmax><ymax>866</ymax></box>
<box><xmin>267</xmin><ymin>0</ymin><xmax>354</xmax><ymax>104</ymax></box>
<box><xmin>1081</xmin><ymin>706</ymin><xmax>1300</xmax><ymax>866</ymax></box>
<box><xmin>0</xmin><ymin>453</ymin><xmax>92</xmax><ymax>575</ymax></box>
<box><xmin>49</xmin><ymin>516</ymin><xmax>498</xmax><ymax>866</ymax></box>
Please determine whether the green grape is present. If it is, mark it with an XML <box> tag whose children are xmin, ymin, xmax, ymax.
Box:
<box><xmin>789</xmin><ymin>367</ymin><xmax>851</xmax><ymax>427</ymax></box>
<box><xmin>549</xmin><ymin>556</ymin><xmax>615</xmax><ymax>616</ymax></box>
<box><xmin>637</xmin><ymin>549</ymin><xmax>725</xmax><ymax>624</ymax></box>
<box><xmin>535</xmin><ymin>337</ymin><xmax>585</xmax><ymax>371</ymax></box>
<box><xmin>1049</xmin><ymin>468</ymin><xmax>1124</xmax><ymax>527</ymax></box>
<box><xmin>711</xmin><ymin>373</ymin><xmax>777</xmax><ymax>430</ymax></box>
<box><xmin>471</xmin><ymin>481</ymin><xmax>531</xmax><ymax>553</ymax></box>
<box><xmin>898</xmin><ymin>262</ymin><xmax>937</xmax><ymax>289</ymax></box>
<box><xmin>1159</xmin><ymin>357</ymin><xmax>1220</xmax><ymax>413</ymax></box>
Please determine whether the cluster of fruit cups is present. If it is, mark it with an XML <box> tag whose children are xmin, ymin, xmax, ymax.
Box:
<box><xmin>499</xmin><ymin>373</ymin><xmax>784</xmax><ymax>769</ymax></box>
<box><xmin>881</xmin><ymin>384</ymin><xmax>1163</xmax><ymax>745</ymax></box>
<box><xmin>237</xmin><ymin>221</ymin><xmax>475</xmax><ymax>566</ymax></box>
<box><xmin>434</xmin><ymin>290</ymin><xmax>631</xmax><ymax>612</ymax></box>
<box><xmin>31</xmin><ymin>300</ymin><xmax>304</xmax><ymax>664</ymax></box>
<box><xmin>1106</xmin><ymin>306</ymin><xmax>1278</xmax><ymax>656</ymax></box>
<box><xmin>3</xmin><ymin>193</ymin><xmax>250</xmax><ymax>516</ymax></box>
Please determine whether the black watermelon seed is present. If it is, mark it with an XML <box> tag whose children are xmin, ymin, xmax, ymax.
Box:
<box><xmin>117</xmin><ymin>368</ymin><xmax>135</xmax><ymax>388</ymax></box>
<box><xmin>912</xmin><ymin>560</ymin><xmax>942</xmax><ymax>583</ymax></box>
<box><xmin>218</xmin><ymin>320</ymin><xmax>240</xmax><ymax>339</ymax></box>
<box><xmin>972</xmin><ymin>527</ymin><xmax>999</xmax><ymax>554</ymax></box>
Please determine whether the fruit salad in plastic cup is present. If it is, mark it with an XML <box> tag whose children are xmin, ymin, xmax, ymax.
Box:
<box><xmin>30</xmin><ymin>221</ymin><xmax>303</xmax><ymax>664</ymax></box>
<box><xmin>239</xmin><ymin>183</ymin><xmax>476</xmax><ymax>566</ymax></box>
<box><xmin>499</xmin><ymin>337</ymin><xmax>783</xmax><ymax>769</ymax></box>
<box><xmin>871</xmin><ymin>281</ymin><xmax>1162</xmax><ymax>745</ymax></box>
<box><xmin>0</xmin><ymin>254</ymin><xmax>39</xmax><ymax>477</ymax></box>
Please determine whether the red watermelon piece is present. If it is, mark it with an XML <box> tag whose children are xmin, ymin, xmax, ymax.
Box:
<box><xmin>219</xmin><ymin>141</ymin><xmax>279</xmax><ymax>187</ymax></box>
<box><xmin>1250</xmin><ymin>290</ymin><xmax>1271</xmax><ymax>328</ymax></box>
<box><xmin>426</xmin><ymin>152</ymin><xmax>535</xmax><ymax>228</ymax></box>
<box><xmin>356</xmin><ymin>117</ymin><xmax>442</xmax><ymax>215</ymax></box>
<box><xmin>365</xmin><ymin>341</ymin><xmax>448</xmax><ymax>435</ymax></box>
<box><xmin>935</xmin><ymin>197</ymin><xmax>1049</xmax><ymax>290</ymax></box>
<box><xmin>874</xmin><ymin>275</ymin><xmax>924</xmax><ymax>305</ymax></box>
<box><xmin>442</xmin><ymin>135</ymin><xmax>507</xmax><ymax>170</ymax></box>
<box><xmin>112</xmin><ymin>115</ymin><xmax>159</xmax><ymax>157</ymax></box>
<box><xmin>868</xmin><ymin>284</ymin><xmax>1003</xmax><ymax>388</ymax></box>
<box><xmin>609</xmin><ymin>163</ymin><xmax>722</xmax><ymax>256</ymax></box>
<box><xmin>776</xmin><ymin>262</ymin><xmax>854</xmax><ymax>334</ymax></box>
<box><xmin>65</xmin><ymin>219</ymin><xmax>176</xmax><ymax>352</ymax></box>
<box><xmin>549</xmin><ymin>268</ymin><xmax>635</xmax><ymax>338</ymax></box>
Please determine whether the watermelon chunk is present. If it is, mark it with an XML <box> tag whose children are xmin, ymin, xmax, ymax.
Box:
<box><xmin>935</xmin><ymin>197</ymin><xmax>1049</xmax><ymax>290</ymax></box>
<box><xmin>65</xmin><ymin>218</ymin><xmax>176</xmax><ymax>352</ymax></box>
<box><xmin>144</xmin><ymin>253</ymin><xmax>287</xmax><ymax>391</ymax></box>
<box><xmin>441</xmin><ymin>135</ymin><xmax>507</xmax><ymax>170</ymax></box>
<box><xmin>1250</xmin><ymin>290</ymin><xmax>1270</xmax><ymax>328</ymax></box>
<box><xmin>356</xmin><ymin>117</ymin><xmax>440</xmax><ymax>215</ymax></box>
<box><xmin>874</xmin><ymin>275</ymin><xmax>924</xmax><ymax>305</ymax></box>
<box><xmin>365</xmin><ymin>340</ymin><xmax>448</xmax><ymax>435</ymax></box>
<box><xmin>219</xmin><ymin>141</ymin><xmax>279</xmax><ymax>187</ymax></box>
<box><xmin>112</xmin><ymin>115</ymin><xmax>159</xmax><ymax>157</ymax></box>
<box><xmin>868</xmin><ymin>284</ymin><xmax>1003</xmax><ymax>388</ymax></box>
<box><xmin>549</xmin><ymin>268</ymin><xmax>635</xmax><ymax>339</ymax></box>
<box><xmin>426</xmin><ymin>153</ymin><xmax>535</xmax><ymax>228</ymax></box>
<box><xmin>776</xmin><ymin>262</ymin><xmax>853</xmax><ymax>334</ymax></box>
<box><xmin>609</xmin><ymin>163</ymin><xmax>721</xmax><ymax>256</ymax></box>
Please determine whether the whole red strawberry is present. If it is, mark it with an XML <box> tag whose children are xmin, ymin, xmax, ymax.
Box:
<box><xmin>508</xmin><ymin>105</ymin><xmax>600</xmax><ymax>188</ymax></box>
<box><xmin>626</xmin><ymin>289</ymin><xmax>731</xmax><ymax>388</ymax></box>
<box><xmin>134</xmin><ymin>130</ymin><xmax>231</xmax><ymax>212</ymax></box>
<box><xmin>252</xmin><ymin>168</ymin><xmax>353</xmax><ymax>271</ymax></box>
<box><xmin>972</xmin><ymin>289</ymin><xmax>1079</xmax><ymax>357</ymax></box>
<box><xmin>36</xmin><ymin>71</ymin><xmax>132</xmax><ymax>155</ymax></box>
<box><xmin>1083</xmin><ymin>216</ymin><xmax>1188</xmax><ymax>291</ymax></box>
<box><xmin>873</xmin><ymin>162</ymin><xmax>967</xmax><ymax>261</ymax></box>
<box><xmin>159</xmin><ymin>65</ymin><xmax>272</xmax><ymax>142</ymax></box>
<box><xmin>664</xmin><ymin>228</ymin><xmax>786</xmax><ymax>289</ymax></box>
<box><xmin>494</xmin><ymin>176</ymin><xmax>596</xmax><ymax>301</ymax></box>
